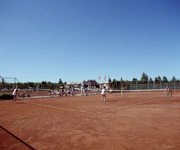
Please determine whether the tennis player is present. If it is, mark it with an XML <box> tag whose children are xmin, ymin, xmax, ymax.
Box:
<box><xmin>165</xmin><ymin>86</ymin><xmax>172</xmax><ymax>98</ymax></box>
<box><xmin>164</xmin><ymin>86</ymin><xmax>169</xmax><ymax>92</ymax></box>
<box><xmin>12</xmin><ymin>86</ymin><xmax>19</xmax><ymax>104</ymax></box>
<box><xmin>101</xmin><ymin>86</ymin><xmax>106</xmax><ymax>102</ymax></box>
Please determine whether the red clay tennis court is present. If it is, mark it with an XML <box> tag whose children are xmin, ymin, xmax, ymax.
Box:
<box><xmin>0</xmin><ymin>90</ymin><xmax>180</xmax><ymax>150</ymax></box>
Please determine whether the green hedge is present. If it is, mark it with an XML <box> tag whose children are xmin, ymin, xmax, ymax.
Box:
<box><xmin>0</xmin><ymin>94</ymin><xmax>14</xmax><ymax>100</ymax></box>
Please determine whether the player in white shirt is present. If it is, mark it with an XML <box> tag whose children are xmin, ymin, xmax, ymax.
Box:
<box><xmin>12</xmin><ymin>86</ymin><xmax>19</xmax><ymax>104</ymax></box>
<box><xmin>101</xmin><ymin>86</ymin><xmax>106</xmax><ymax>102</ymax></box>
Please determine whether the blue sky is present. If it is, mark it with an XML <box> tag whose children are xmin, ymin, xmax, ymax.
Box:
<box><xmin>0</xmin><ymin>0</ymin><xmax>180</xmax><ymax>83</ymax></box>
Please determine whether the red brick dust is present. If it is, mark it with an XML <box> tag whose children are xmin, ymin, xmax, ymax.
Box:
<box><xmin>0</xmin><ymin>90</ymin><xmax>180</xmax><ymax>150</ymax></box>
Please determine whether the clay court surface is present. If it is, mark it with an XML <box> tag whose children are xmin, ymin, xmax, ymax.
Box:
<box><xmin>0</xmin><ymin>91</ymin><xmax>180</xmax><ymax>150</ymax></box>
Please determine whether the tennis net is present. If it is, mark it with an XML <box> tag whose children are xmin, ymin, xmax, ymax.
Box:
<box><xmin>105</xmin><ymin>89</ymin><xmax>170</xmax><ymax>98</ymax></box>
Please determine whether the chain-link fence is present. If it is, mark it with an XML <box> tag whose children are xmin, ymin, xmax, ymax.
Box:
<box><xmin>128</xmin><ymin>78</ymin><xmax>180</xmax><ymax>91</ymax></box>
<box><xmin>0</xmin><ymin>75</ymin><xmax>64</xmax><ymax>97</ymax></box>
<box><xmin>0</xmin><ymin>76</ymin><xmax>19</xmax><ymax>91</ymax></box>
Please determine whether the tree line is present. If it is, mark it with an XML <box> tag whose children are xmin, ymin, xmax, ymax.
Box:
<box><xmin>0</xmin><ymin>78</ymin><xmax>67</xmax><ymax>90</ymax></box>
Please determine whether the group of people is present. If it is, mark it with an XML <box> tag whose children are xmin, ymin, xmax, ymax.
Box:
<box><xmin>11</xmin><ymin>84</ymin><xmax>173</xmax><ymax>104</ymax></box>
<box><xmin>48</xmin><ymin>87</ymin><xmax>75</xmax><ymax>97</ymax></box>
<box><xmin>11</xmin><ymin>86</ymin><xmax>76</xmax><ymax>104</ymax></box>
<box><xmin>12</xmin><ymin>85</ymin><xmax>107</xmax><ymax>104</ymax></box>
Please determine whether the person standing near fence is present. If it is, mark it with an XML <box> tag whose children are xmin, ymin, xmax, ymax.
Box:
<box><xmin>71</xmin><ymin>87</ymin><xmax>74</xmax><ymax>96</ymax></box>
<box><xmin>165</xmin><ymin>86</ymin><xmax>172</xmax><ymax>98</ymax></box>
<box><xmin>12</xmin><ymin>86</ymin><xmax>19</xmax><ymax>104</ymax></box>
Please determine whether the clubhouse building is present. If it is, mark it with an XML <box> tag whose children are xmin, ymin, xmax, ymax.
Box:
<box><xmin>65</xmin><ymin>80</ymin><xmax>111</xmax><ymax>89</ymax></box>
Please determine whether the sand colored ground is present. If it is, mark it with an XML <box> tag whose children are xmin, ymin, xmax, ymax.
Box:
<box><xmin>0</xmin><ymin>91</ymin><xmax>180</xmax><ymax>150</ymax></box>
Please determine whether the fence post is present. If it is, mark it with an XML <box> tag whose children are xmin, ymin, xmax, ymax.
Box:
<box><xmin>14</xmin><ymin>78</ymin><xmax>16</xmax><ymax>88</ymax></box>
<box><xmin>174</xmin><ymin>78</ymin><xmax>176</xmax><ymax>92</ymax></box>
<box><xmin>160</xmin><ymin>80</ymin><xmax>161</xmax><ymax>89</ymax></box>
<box><xmin>116</xmin><ymin>80</ymin><xmax>117</xmax><ymax>90</ymax></box>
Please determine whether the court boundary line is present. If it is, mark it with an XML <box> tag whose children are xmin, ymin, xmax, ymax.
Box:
<box><xmin>27</xmin><ymin>98</ymin><xmax>164</xmax><ymax>114</ymax></box>
<box><xmin>29</xmin><ymin>103</ymin><xmax>92</xmax><ymax>114</ymax></box>
<box><xmin>99</xmin><ymin>100</ymin><xmax>156</xmax><ymax>113</ymax></box>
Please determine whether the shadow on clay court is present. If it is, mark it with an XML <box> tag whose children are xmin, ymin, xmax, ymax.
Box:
<box><xmin>0</xmin><ymin>126</ymin><xmax>35</xmax><ymax>150</ymax></box>
<box><xmin>102</xmin><ymin>100</ymin><xmax>117</xmax><ymax>102</ymax></box>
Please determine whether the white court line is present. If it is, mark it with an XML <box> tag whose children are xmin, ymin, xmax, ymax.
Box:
<box><xmin>99</xmin><ymin>100</ymin><xmax>155</xmax><ymax>113</ymax></box>
<box><xmin>28</xmin><ymin>99</ymin><xmax>161</xmax><ymax>114</ymax></box>
<box><xmin>30</xmin><ymin>103</ymin><xmax>76</xmax><ymax>111</ymax></box>
<box><xmin>29</xmin><ymin>103</ymin><xmax>92</xmax><ymax>114</ymax></box>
